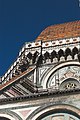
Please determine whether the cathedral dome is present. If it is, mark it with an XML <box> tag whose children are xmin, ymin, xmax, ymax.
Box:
<box><xmin>36</xmin><ymin>20</ymin><xmax>80</xmax><ymax>41</ymax></box>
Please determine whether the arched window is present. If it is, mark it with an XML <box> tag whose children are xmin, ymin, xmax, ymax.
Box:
<box><xmin>0</xmin><ymin>117</ymin><xmax>10</xmax><ymax>120</ymax></box>
<box><xmin>41</xmin><ymin>113</ymin><xmax>79</xmax><ymax>120</ymax></box>
<box><xmin>59</xmin><ymin>78</ymin><xmax>79</xmax><ymax>90</ymax></box>
<box><xmin>65</xmin><ymin>48</ymin><xmax>72</xmax><ymax>60</ymax></box>
<box><xmin>72</xmin><ymin>47</ymin><xmax>78</xmax><ymax>59</ymax></box>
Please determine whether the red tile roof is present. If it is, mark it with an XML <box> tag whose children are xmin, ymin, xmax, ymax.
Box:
<box><xmin>36</xmin><ymin>20</ymin><xmax>80</xmax><ymax>41</ymax></box>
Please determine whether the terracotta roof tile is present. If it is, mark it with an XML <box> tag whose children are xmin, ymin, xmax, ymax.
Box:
<box><xmin>36</xmin><ymin>20</ymin><xmax>80</xmax><ymax>41</ymax></box>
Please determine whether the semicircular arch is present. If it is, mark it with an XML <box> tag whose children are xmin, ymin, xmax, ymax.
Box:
<box><xmin>27</xmin><ymin>104</ymin><xmax>80</xmax><ymax>120</ymax></box>
<box><xmin>41</xmin><ymin>61</ymin><xmax>80</xmax><ymax>89</ymax></box>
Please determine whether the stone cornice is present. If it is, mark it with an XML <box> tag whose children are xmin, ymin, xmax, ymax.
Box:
<box><xmin>0</xmin><ymin>88</ymin><xmax>80</xmax><ymax>105</ymax></box>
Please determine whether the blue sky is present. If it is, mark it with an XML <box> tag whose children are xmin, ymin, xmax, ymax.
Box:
<box><xmin>0</xmin><ymin>0</ymin><xmax>80</xmax><ymax>76</ymax></box>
